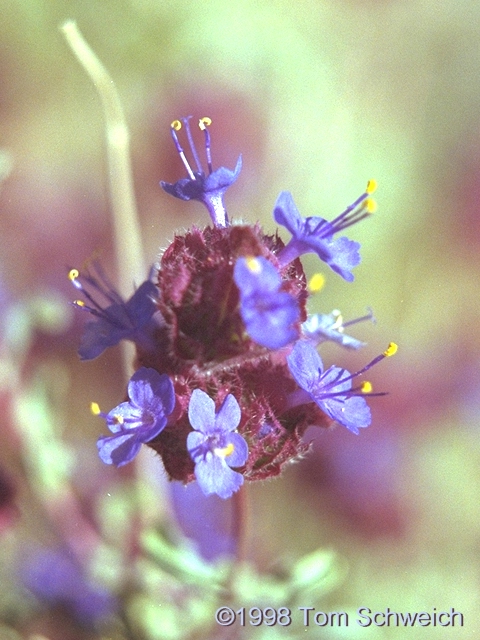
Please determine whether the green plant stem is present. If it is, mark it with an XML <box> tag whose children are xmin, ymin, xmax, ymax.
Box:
<box><xmin>60</xmin><ymin>20</ymin><xmax>145</xmax><ymax>377</ymax></box>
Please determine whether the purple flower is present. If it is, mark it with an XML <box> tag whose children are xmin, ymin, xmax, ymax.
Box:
<box><xmin>286</xmin><ymin>341</ymin><xmax>370</xmax><ymax>434</ymax></box>
<box><xmin>233</xmin><ymin>256</ymin><xmax>299</xmax><ymax>350</ymax></box>
<box><xmin>274</xmin><ymin>184</ymin><xmax>376</xmax><ymax>281</ymax></box>
<box><xmin>21</xmin><ymin>547</ymin><xmax>116</xmax><ymax>625</ymax></box>
<box><xmin>286</xmin><ymin>340</ymin><xmax>396</xmax><ymax>433</ymax></box>
<box><xmin>302</xmin><ymin>308</ymin><xmax>375</xmax><ymax>350</ymax></box>
<box><xmin>95</xmin><ymin>367</ymin><xmax>175</xmax><ymax>466</ymax></box>
<box><xmin>160</xmin><ymin>116</ymin><xmax>242</xmax><ymax>228</ymax></box>
<box><xmin>69</xmin><ymin>265</ymin><xmax>160</xmax><ymax>360</ymax></box>
<box><xmin>186</xmin><ymin>389</ymin><xmax>248</xmax><ymax>499</ymax></box>
<box><xmin>170</xmin><ymin>481</ymin><xmax>237</xmax><ymax>560</ymax></box>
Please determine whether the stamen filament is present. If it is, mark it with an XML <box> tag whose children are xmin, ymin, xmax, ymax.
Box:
<box><xmin>334</xmin><ymin>190</ymin><xmax>370</xmax><ymax>222</ymax></box>
<box><xmin>169</xmin><ymin>125</ymin><xmax>196</xmax><ymax>180</ymax></box>
<box><xmin>342</xmin><ymin>307</ymin><xmax>376</xmax><ymax>328</ymax></box>
<box><xmin>181</xmin><ymin>116</ymin><xmax>203</xmax><ymax>175</ymax></box>
<box><xmin>340</xmin><ymin>342</ymin><xmax>398</xmax><ymax>381</ymax></box>
<box><xmin>199</xmin><ymin>117</ymin><xmax>213</xmax><ymax>174</ymax></box>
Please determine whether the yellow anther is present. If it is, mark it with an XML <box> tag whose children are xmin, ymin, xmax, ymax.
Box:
<box><xmin>113</xmin><ymin>414</ymin><xmax>124</xmax><ymax>425</ymax></box>
<box><xmin>73</xmin><ymin>300</ymin><xmax>85</xmax><ymax>308</ymax></box>
<box><xmin>214</xmin><ymin>443</ymin><xmax>235</xmax><ymax>458</ymax></box>
<box><xmin>361</xmin><ymin>381</ymin><xmax>373</xmax><ymax>393</ymax></box>
<box><xmin>245</xmin><ymin>256</ymin><xmax>261</xmax><ymax>273</ymax></box>
<box><xmin>90</xmin><ymin>402</ymin><xmax>101</xmax><ymax>415</ymax></box>
<box><xmin>365</xmin><ymin>198</ymin><xmax>377</xmax><ymax>214</ymax></box>
<box><xmin>68</xmin><ymin>268</ymin><xmax>79</xmax><ymax>281</ymax></box>
<box><xmin>308</xmin><ymin>272</ymin><xmax>325</xmax><ymax>293</ymax></box>
<box><xmin>366</xmin><ymin>179</ymin><xmax>377</xmax><ymax>194</ymax></box>
<box><xmin>383</xmin><ymin>342</ymin><xmax>398</xmax><ymax>357</ymax></box>
<box><xmin>199</xmin><ymin>116</ymin><xmax>212</xmax><ymax>130</ymax></box>
<box><xmin>171</xmin><ymin>120</ymin><xmax>182</xmax><ymax>131</ymax></box>
<box><xmin>331</xmin><ymin>311</ymin><xmax>344</xmax><ymax>331</ymax></box>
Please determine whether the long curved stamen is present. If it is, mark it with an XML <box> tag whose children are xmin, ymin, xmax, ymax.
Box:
<box><xmin>69</xmin><ymin>268</ymin><xmax>108</xmax><ymax>312</ymax></box>
<box><xmin>312</xmin><ymin>179</ymin><xmax>377</xmax><ymax>236</ymax></box>
<box><xmin>170</xmin><ymin>120</ymin><xmax>196</xmax><ymax>180</ymax></box>
<box><xmin>342</xmin><ymin>306</ymin><xmax>376</xmax><ymax>329</ymax></box>
<box><xmin>329</xmin><ymin>342</ymin><xmax>398</xmax><ymax>389</ymax></box>
<box><xmin>181</xmin><ymin>115</ymin><xmax>203</xmax><ymax>174</ymax></box>
<box><xmin>69</xmin><ymin>267</ymin><xmax>120</xmax><ymax>307</ymax></box>
<box><xmin>286</xmin><ymin>342</ymin><xmax>397</xmax><ymax>411</ymax></box>
<box><xmin>69</xmin><ymin>268</ymin><xmax>128</xmax><ymax>327</ymax></box>
<box><xmin>199</xmin><ymin>117</ymin><xmax>213</xmax><ymax>174</ymax></box>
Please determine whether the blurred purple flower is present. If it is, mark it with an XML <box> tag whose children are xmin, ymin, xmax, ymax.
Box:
<box><xmin>69</xmin><ymin>265</ymin><xmax>160</xmax><ymax>360</ymax></box>
<box><xmin>187</xmin><ymin>389</ymin><xmax>248</xmax><ymax>499</ymax></box>
<box><xmin>233</xmin><ymin>256</ymin><xmax>299</xmax><ymax>349</ymax></box>
<box><xmin>95</xmin><ymin>367</ymin><xmax>175</xmax><ymax>466</ymax></box>
<box><xmin>170</xmin><ymin>481</ymin><xmax>237</xmax><ymax>560</ymax></box>
<box><xmin>21</xmin><ymin>547</ymin><xmax>116</xmax><ymax>625</ymax></box>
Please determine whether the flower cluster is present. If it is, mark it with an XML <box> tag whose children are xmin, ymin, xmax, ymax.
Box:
<box><xmin>72</xmin><ymin>116</ymin><xmax>395</xmax><ymax>499</ymax></box>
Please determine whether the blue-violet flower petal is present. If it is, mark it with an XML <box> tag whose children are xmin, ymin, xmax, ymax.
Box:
<box><xmin>187</xmin><ymin>389</ymin><xmax>248</xmax><ymax>499</ymax></box>
<box><xmin>70</xmin><ymin>266</ymin><xmax>160</xmax><ymax>360</ymax></box>
<box><xmin>96</xmin><ymin>367</ymin><xmax>175</xmax><ymax>466</ymax></box>
<box><xmin>233</xmin><ymin>256</ymin><xmax>299</xmax><ymax>350</ymax></box>
<box><xmin>274</xmin><ymin>191</ymin><xmax>362</xmax><ymax>281</ymax></box>
<box><xmin>286</xmin><ymin>340</ymin><xmax>371</xmax><ymax>434</ymax></box>
<box><xmin>302</xmin><ymin>311</ymin><xmax>367</xmax><ymax>350</ymax></box>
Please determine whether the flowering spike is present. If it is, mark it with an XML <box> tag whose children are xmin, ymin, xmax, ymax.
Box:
<box><xmin>74</xmin><ymin>116</ymin><xmax>395</xmax><ymax>490</ymax></box>
<box><xmin>161</xmin><ymin>116</ymin><xmax>241</xmax><ymax>228</ymax></box>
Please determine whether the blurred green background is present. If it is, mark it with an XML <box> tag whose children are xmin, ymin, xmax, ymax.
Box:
<box><xmin>1</xmin><ymin>0</ymin><xmax>480</xmax><ymax>638</ymax></box>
